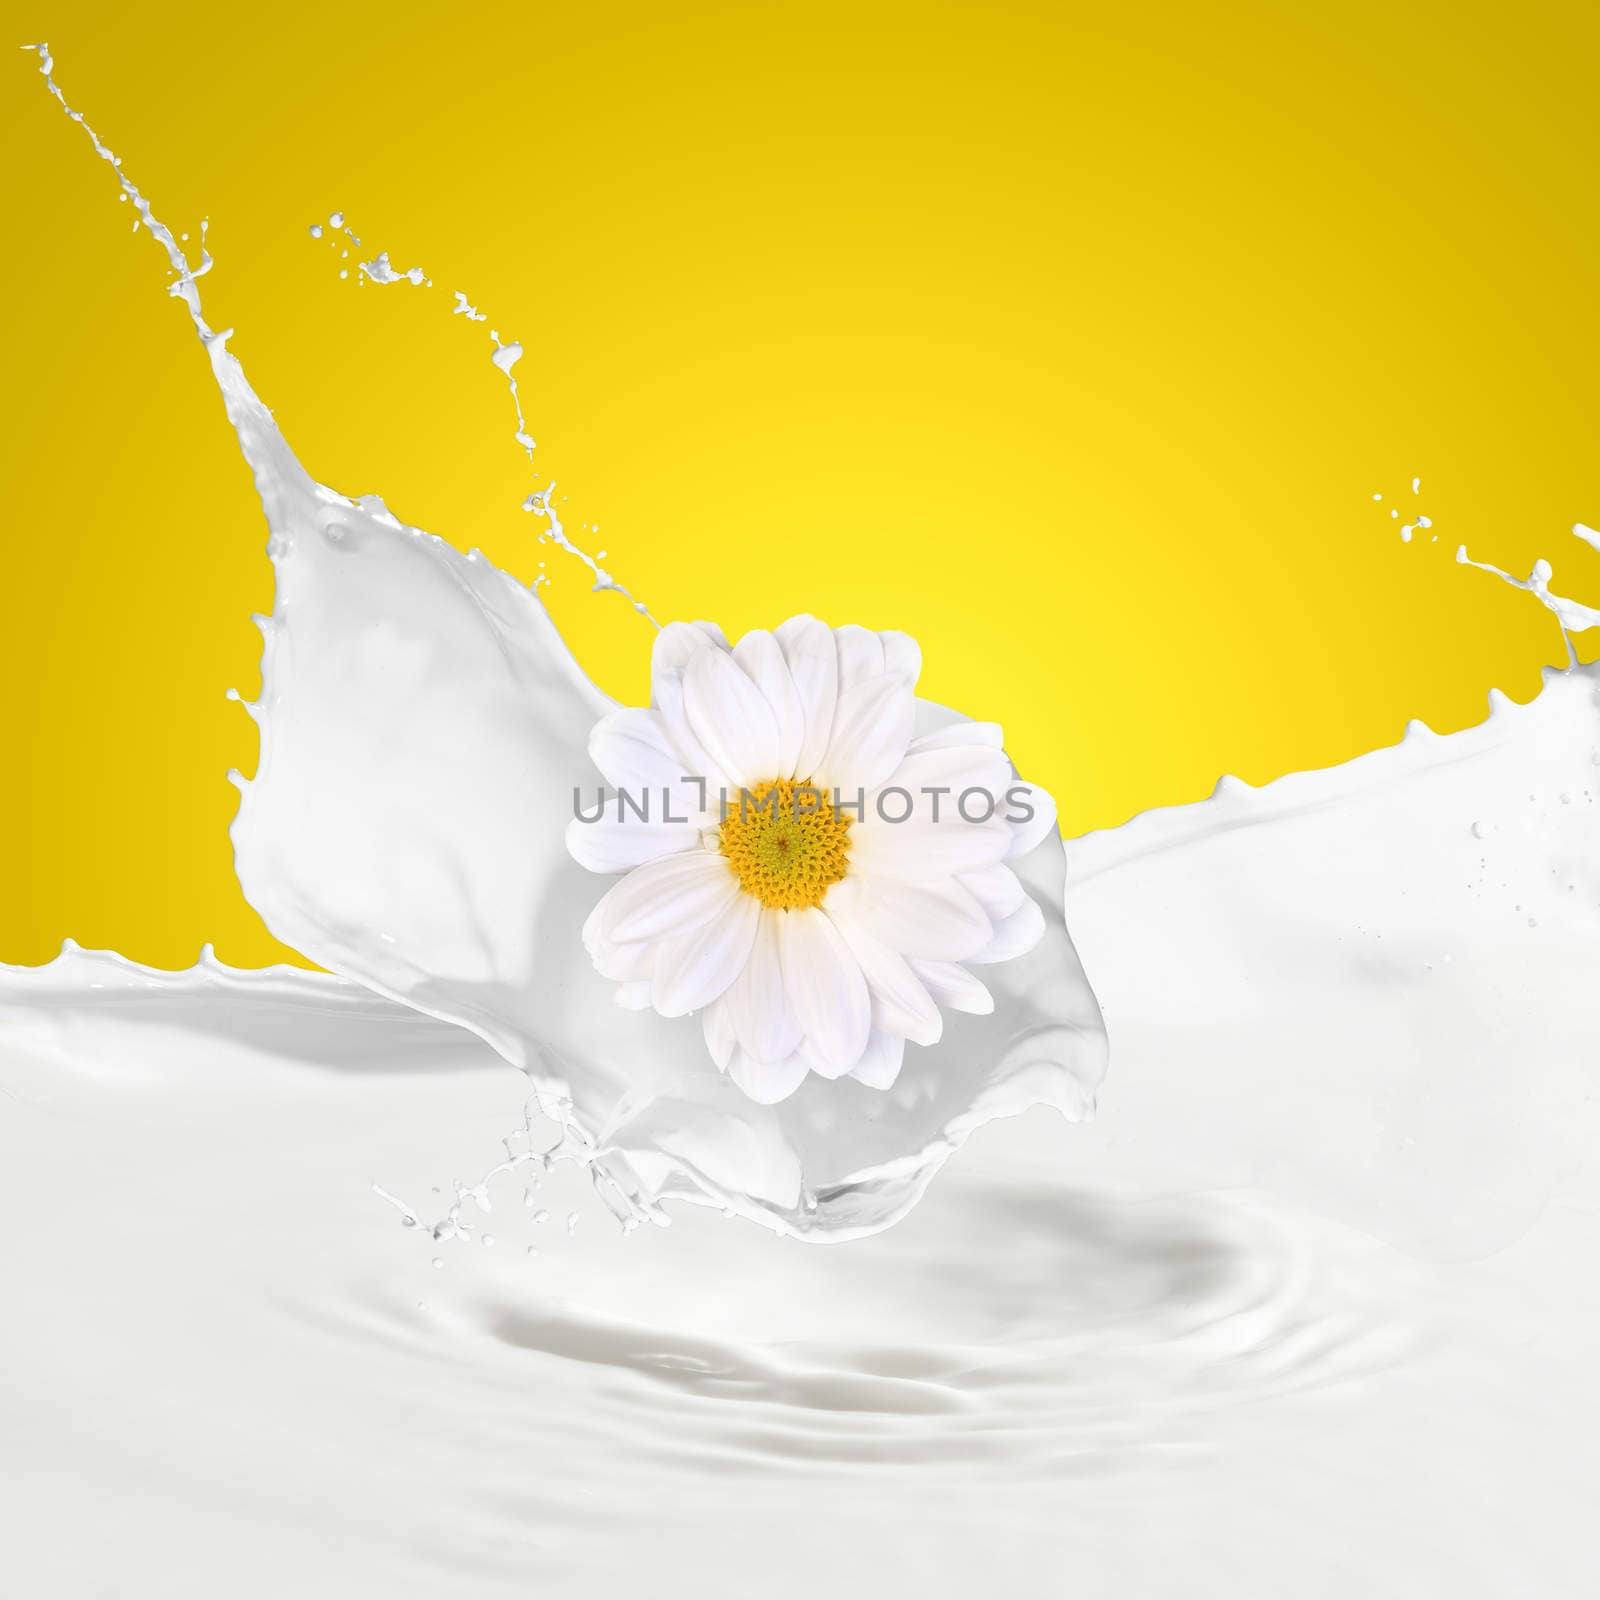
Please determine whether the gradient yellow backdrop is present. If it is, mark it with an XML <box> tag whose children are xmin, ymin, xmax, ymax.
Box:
<box><xmin>3</xmin><ymin>0</ymin><xmax>1597</xmax><ymax>969</ymax></box>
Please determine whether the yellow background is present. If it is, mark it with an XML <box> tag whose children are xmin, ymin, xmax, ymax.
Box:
<box><xmin>3</xmin><ymin>1</ymin><xmax>1597</xmax><ymax>969</ymax></box>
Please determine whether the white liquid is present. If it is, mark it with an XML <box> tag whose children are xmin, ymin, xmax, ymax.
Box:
<box><xmin>5</xmin><ymin>658</ymin><xmax>1598</xmax><ymax>1591</ymax></box>
<box><xmin>27</xmin><ymin>47</ymin><xmax>1109</xmax><ymax>1242</ymax></box>
<box><xmin>8</xmin><ymin>43</ymin><xmax>1600</xmax><ymax>1597</ymax></box>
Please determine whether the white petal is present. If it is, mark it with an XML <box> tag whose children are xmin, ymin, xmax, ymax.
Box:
<box><xmin>833</xmin><ymin>624</ymin><xmax>885</xmax><ymax>690</ymax></box>
<box><xmin>651</xmin><ymin>891</ymin><xmax>760</xmax><ymax>1017</ymax></box>
<box><xmin>849</xmin><ymin>814</ymin><xmax>1011</xmax><ymax>882</ymax></box>
<box><xmin>583</xmin><ymin>929</ymin><xmax>653</xmax><ymax>982</ymax></box>
<box><xmin>614</xmin><ymin>981</ymin><xmax>653</xmax><ymax>1010</ymax></box>
<box><xmin>725</xmin><ymin>910</ymin><xmax>804</xmax><ymax>1063</ymax></box>
<box><xmin>959</xmin><ymin>862</ymin><xmax>1027</xmax><ymax>921</ymax></box>
<box><xmin>850</xmin><ymin>1029</ymin><xmax>906</xmax><ymax>1090</ymax></box>
<box><xmin>907</xmin><ymin>721</ymin><xmax>1004</xmax><ymax>753</ymax></box>
<box><xmin>887</xmin><ymin>742</ymin><xmax>1011</xmax><ymax>800</ymax></box>
<box><xmin>820</xmin><ymin>673</ymin><xmax>916</xmax><ymax>794</ymax></box>
<box><xmin>565</xmin><ymin>817</ymin><xmax>701</xmax><ymax>874</ymax></box>
<box><xmin>594</xmin><ymin>850</ymin><xmax>737</xmax><ymax>944</ymax></box>
<box><xmin>879</xmin><ymin>630</ymin><xmax>921</xmax><ymax>687</ymax></box>
<box><xmin>796</xmin><ymin>1034</ymin><xmax>857</xmax><ymax>1080</ymax></box>
<box><xmin>651</xmin><ymin>619</ymin><xmax>729</xmax><ymax>677</ymax></box>
<box><xmin>702</xmin><ymin>995</ymin><xmax>737</xmax><ymax>1070</ymax></box>
<box><xmin>835</xmin><ymin>875</ymin><xmax>992</xmax><ymax>962</ymax></box>
<box><xmin>587</xmin><ymin>706</ymin><xmax>684</xmax><ymax>794</ymax></box>
<box><xmin>775</xmin><ymin>615</ymin><xmax>839</xmax><ymax>781</ymax></box>
<box><xmin>727</xmin><ymin>1044</ymin><xmax>811</xmax><ymax>1105</ymax></box>
<box><xmin>907</xmin><ymin>958</ymin><xmax>994</xmax><ymax>1015</ymax></box>
<box><xmin>684</xmin><ymin>647</ymin><xmax>782</xmax><ymax>792</ymax></box>
<box><xmin>1004</xmin><ymin>780</ymin><xmax>1059</xmax><ymax>860</ymax></box>
<box><xmin>776</xmin><ymin>907</ymin><xmax>871</xmax><ymax>1073</ymax></box>
<box><xmin>653</xmin><ymin>669</ymin><xmax>731</xmax><ymax>799</ymax></box>
<box><xmin>968</xmin><ymin>896</ymin><xmax>1047</xmax><ymax>964</ymax></box>
<box><xmin>732</xmin><ymin>629</ymin><xmax>806</xmax><ymax>779</ymax></box>
<box><xmin>830</xmin><ymin>905</ymin><xmax>942</xmax><ymax>1046</ymax></box>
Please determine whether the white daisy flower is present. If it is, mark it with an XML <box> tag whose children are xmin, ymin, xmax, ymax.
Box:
<box><xmin>567</xmin><ymin>617</ymin><xmax>1058</xmax><ymax>1104</ymax></box>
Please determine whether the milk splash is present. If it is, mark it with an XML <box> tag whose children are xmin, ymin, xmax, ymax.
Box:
<box><xmin>321</xmin><ymin>204</ymin><xmax>656</xmax><ymax>616</ymax></box>
<box><xmin>21</xmin><ymin>43</ymin><xmax>1106</xmax><ymax>1242</ymax></box>
<box><xmin>1456</xmin><ymin>528</ymin><xmax>1600</xmax><ymax>647</ymax></box>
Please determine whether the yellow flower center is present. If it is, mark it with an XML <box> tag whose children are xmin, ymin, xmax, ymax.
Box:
<box><xmin>718</xmin><ymin>778</ymin><xmax>852</xmax><ymax>910</ymax></box>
